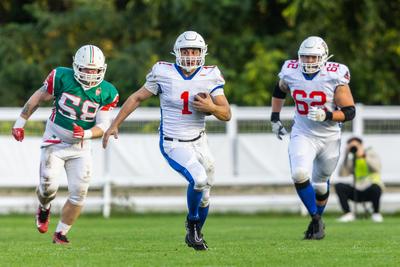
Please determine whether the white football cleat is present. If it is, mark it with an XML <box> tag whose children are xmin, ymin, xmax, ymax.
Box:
<box><xmin>371</xmin><ymin>213</ymin><xmax>383</xmax><ymax>223</ymax></box>
<box><xmin>337</xmin><ymin>212</ymin><xmax>355</xmax><ymax>222</ymax></box>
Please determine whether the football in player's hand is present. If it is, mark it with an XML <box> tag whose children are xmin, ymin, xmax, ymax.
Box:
<box><xmin>196</xmin><ymin>92</ymin><xmax>208</xmax><ymax>99</ymax></box>
<box><xmin>195</xmin><ymin>92</ymin><xmax>212</xmax><ymax>116</ymax></box>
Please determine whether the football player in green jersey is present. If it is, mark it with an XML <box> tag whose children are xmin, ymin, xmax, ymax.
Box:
<box><xmin>12</xmin><ymin>45</ymin><xmax>119</xmax><ymax>244</ymax></box>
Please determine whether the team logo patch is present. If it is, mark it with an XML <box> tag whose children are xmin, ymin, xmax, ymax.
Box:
<box><xmin>96</xmin><ymin>88</ymin><xmax>101</xmax><ymax>95</ymax></box>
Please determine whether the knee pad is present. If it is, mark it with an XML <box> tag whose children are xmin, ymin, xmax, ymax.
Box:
<box><xmin>292</xmin><ymin>167</ymin><xmax>310</xmax><ymax>183</ymax></box>
<box><xmin>37</xmin><ymin>177</ymin><xmax>58</xmax><ymax>200</ymax></box>
<box><xmin>200</xmin><ymin>187</ymin><xmax>211</xmax><ymax>207</ymax></box>
<box><xmin>36</xmin><ymin>183</ymin><xmax>57</xmax><ymax>203</ymax></box>
<box><xmin>68</xmin><ymin>171</ymin><xmax>91</xmax><ymax>206</ymax></box>
<box><xmin>194</xmin><ymin>176</ymin><xmax>208</xmax><ymax>191</ymax></box>
<box><xmin>313</xmin><ymin>182</ymin><xmax>329</xmax><ymax>200</ymax></box>
<box><xmin>68</xmin><ymin>182</ymin><xmax>89</xmax><ymax>206</ymax></box>
<box><xmin>200</xmin><ymin>195</ymin><xmax>210</xmax><ymax>207</ymax></box>
<box><xmin>186</xmin><ymin>161</ymin><xmax>208</xmax><ymax>191</ymax></box>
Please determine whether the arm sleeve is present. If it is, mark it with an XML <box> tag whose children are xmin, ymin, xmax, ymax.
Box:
<box><xmin>144</xmin><ymin>64</ymin><xmax>160</xmax><ymax>95</ymax></box>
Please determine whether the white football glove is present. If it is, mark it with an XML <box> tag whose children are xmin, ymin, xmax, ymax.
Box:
<box><xmin>307</xmin><ymin>106</ymin><xmax>327</xmax><ymax>122</ymax></box>
<box><xmin>271</xmin><ymin>121</ymin><xmax>288</xmax><ymax>140</ymax></box>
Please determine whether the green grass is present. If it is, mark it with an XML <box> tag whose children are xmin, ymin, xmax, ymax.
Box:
<box><xmin>0</xmin><ymin>213</ymin><xmax>399</xmax><ymax>267</ymax></box>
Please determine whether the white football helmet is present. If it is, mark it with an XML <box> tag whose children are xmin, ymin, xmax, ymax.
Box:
<box><xmin>172</xmin><ymin>31</ymin><xmax>207</xmax><ymax>72</ymax></box>
<box><xmin>298</xmin><ymin>36</ymin><xmax>332</xmax><ymax>74</ymax></box>
<box><xmin>73</xmin><ymin>45</ymin><xmax>107</xmax><ymax>89</ymax></box>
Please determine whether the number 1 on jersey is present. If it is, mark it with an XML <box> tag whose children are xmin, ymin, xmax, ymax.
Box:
<box><xmin>180</xmin><ymin>91</ymin><xmax>192</xmax><ymax>115</ymax></box>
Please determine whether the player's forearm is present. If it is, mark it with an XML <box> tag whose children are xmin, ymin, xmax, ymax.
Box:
<box><xmin>20</xmin><ymin>86</ymin><xmax>50</xmax><ymax>120</ymax></box>
<box><xmin>211</xmin><ymin>104</ymin><xmax>231</xmax><ymax>121</ymax></box>
<box><xmin>331</xmin><ymin>107</ymin><xmax>356</xmax><ymax>122</ymax></box>
<box><xmin>111</xmin><ymin>94</ymin><xmax>140</xmax><ymax>128</ymax></box>
<box><xmin>20</xmin><ymin>92</ymin><xmax>42</xmax><ymax>119</ymax></box>
<box><xmin>88</xmin><ymin>126</ymin><xmax>105</xmax><ymax>139</ymax></box>
<box><xmin>271</xmin><ymin>97</ymin><xmax>285</xmax><ymax>113</ymax></box>
<box><xmin>331</xmin><ymin>111</ymin><xmax>346</xmax><ymax>122</ymax></box>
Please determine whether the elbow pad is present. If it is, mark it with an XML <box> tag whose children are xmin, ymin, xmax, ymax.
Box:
<box><xmin>272</xmin><ymin>82</ymin><xmax>287</xmax><ymax>99</ymax></box>
<box><xmin>341</xmin><ymin>106</ymin><xmax>356</xmax><ymax>121</ymax></box>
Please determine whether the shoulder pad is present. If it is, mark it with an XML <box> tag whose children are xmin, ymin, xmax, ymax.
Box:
<box><xmin>157</xmin><ymin>61</ymin><xmax>174</xmax><ymax>66</ymax></box>
<box><xmin>278</xmin><ymin>59</ymin><xmax>299</xmax><ymax>80</ymax></box>
<box><xmin>324</xmin><ymin>62</ymin><xmax>350</xmax><ymax>83</ymax></box>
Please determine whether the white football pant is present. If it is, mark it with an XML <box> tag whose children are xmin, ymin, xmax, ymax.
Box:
<box><xmin>160</xmin><ymin>133</ymin><xmax>215</xmax><ymax>207</ymax></box>
<box><xmin>289</xmin><ymin>134</ymin><xmax>340</xmax><ymax>195</ymax></box>
<box><xmin>38</xmin><ymin>141</ymin><xmax>92</xmax><ymax>206</ymax></box>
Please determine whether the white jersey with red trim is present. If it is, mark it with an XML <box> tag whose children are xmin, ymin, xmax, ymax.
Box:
<box><xmin>144</xmin><ymin>62</ymin><xmax>225</xmax><ymax>140</ymax></box>
<box><xmin>279</xmin><ymin>60</ymin><xmax>350</xmax><ymax>139</ymax></box>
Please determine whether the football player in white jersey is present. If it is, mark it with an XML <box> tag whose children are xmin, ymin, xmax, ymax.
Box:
<box><xmin>103</xmin><ymin>31</ymin><xmax>231</xmax><ymax>250</ymax></box>
<box><xmin>270</xmin><ymin>36</ymin><xmax>355</xmax><ymax>240</ymax></box>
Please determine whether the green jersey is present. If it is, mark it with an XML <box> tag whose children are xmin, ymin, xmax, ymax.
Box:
<box><xmin>44</xmin><ymin>67</ymin><xmax>119</xmax><ymax>131</ymax></box>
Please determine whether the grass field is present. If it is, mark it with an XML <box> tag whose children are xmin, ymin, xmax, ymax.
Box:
<box><xmin>0</xmin><ymin>213</ymin><xmax>399</xmax><ymax>267</ymax></box>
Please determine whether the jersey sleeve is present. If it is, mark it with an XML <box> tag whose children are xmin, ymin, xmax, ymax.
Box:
<box><xmin>337</xmin><ymin>64</ymin><xmax>351</xmax><ymax>85</ymax></box>
<box><xmin>43</xmin><ymin>68</ymin><xmax>63</xmax><ymax>97</ymax></box>
<box><xmin>278</xmin><ymin>60</ymin><xmax>298</xmax><ymax>82</ymax></box>
<box><xmin>144</xmin><ymin>63</ymin><xmax>160</xmax><ymax>95</ymax></box>
<box><xmin>209</xmin><ymin>66</ymin><xmax>226</xmax><ymax>97</ymax></box>
<box><xmin>100</xmin><ymin>86</ymin><xmax>119</xmax><ymax>111</ymax></box>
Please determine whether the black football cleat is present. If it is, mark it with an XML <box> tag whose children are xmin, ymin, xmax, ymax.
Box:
<box><xmin>304</xmin><ymin>214</ymin><xmax>325</xmax><ymax>240</ymax></box>
<box><xmin>53</xmin><ymin>232</ymin><xmax>70</xmax><ymax>244</ymax></box>
<box><xmin>185</xmin><ymin>218</ymin><xmax>207</xmax><ymax>250</ymax></box>
<box><xmin>185</xmin><ymin>234</ymin><xmax>208</xmax><ymax>251</ymax></box>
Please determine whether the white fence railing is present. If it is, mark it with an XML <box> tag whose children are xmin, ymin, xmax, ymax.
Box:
<box><xmin>1</xmin><ymin>105</ymin><xmax>400</xmax><ymax>216</ymax></box>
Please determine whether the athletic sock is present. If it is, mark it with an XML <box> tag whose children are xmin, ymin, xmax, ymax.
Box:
<box><xmin>187</xmin><ymin>183</ymin><xmax>202</xmax><ymax>221</ymax></box>
<box><xmin>55</xmin><ymin>221</ymin><xmax>71</xmax><ymax>235</ymax></box>
<box><xmin>316</xmin><ymin>204</ymin><xmax>326</xmax><ymax>216</ymax></box>
<box><xmin>295</xmin><ymin>180</ymin><xmax>317</xmax><ymax>216</ymax></box>
<box><xmin>198</xmin><ymin>205</ymin><xmax>209</xmax><ymax>229</ymax></box>
<box><xmin>40</xmin><ymin>203</ymin><xmax>51</xmax><ymax>210</ymax></box>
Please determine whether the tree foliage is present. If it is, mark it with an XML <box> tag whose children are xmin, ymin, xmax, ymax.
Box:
<box><xmin>0</xmin><ymin>0</ymin><xmax>399</xmax><ymax>106</ymax></box>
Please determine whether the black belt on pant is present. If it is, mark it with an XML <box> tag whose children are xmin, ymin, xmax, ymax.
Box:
<box><xmin>163</xmin><ymin>131</ymin><xmax>204</xmax><ymax>142</ymax></box>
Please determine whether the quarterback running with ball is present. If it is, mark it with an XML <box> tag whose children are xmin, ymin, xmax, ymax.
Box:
<box><xmin>12</xmin><ymin>45</ymin><xmax>119</xmax><ymax>244</ymax></box>
<box><xmin>270</xmin><ymin>36</ymin><xmax>355</xmax><ymax>240</ymax></box>
<box><xmin>103</xmin><ymin>31</ymin><xmax>231</xmax><ymax>250</ymax></box>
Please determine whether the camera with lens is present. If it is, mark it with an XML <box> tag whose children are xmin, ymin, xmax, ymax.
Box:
<box><xmin>349</xmin><ymin>145</ymin><xmax>358</xmax><ymax>153</ymax></box>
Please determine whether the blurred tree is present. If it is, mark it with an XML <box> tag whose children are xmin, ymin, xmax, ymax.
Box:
<box><xmin>0</xmin><ymin>0</ymin><xmax>399</xmax><ymax>106</ymax></box>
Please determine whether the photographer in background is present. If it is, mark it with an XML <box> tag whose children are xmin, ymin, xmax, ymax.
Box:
<box><xmin>335</xmin><ymin>137</ymin><xmax>384</xmax><ymax>222</ymax></box>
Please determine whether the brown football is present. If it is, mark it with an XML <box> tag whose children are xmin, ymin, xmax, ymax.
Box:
<box><xmin>195</xmin><ymin>92</ymin><xmax>211</xmax><ymax>116</ymax></box>
<box><xmin>196</xmin><ymin>92</ymin><xmax>208</xmax><ymax>99</ymax></box>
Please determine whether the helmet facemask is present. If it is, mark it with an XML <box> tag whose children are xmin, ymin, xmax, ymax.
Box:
<box><xmin>174</xmin><ymin>47</ymin><xmax>206</xmax><ymax>72</ymax></box>
<box><xmin>298</xmin><ymin>36</ymin><xmax>332</xmax><ymax>74</ymax></box>
<box><xmin>172</xmin><ymin>31</ymin><xmax>207</xmax><ymax>72</ymax></box>
<box><xmin>299</xmin><ymin>54</ymin><xmax>326</xmax><ymax>74</ymax></box>
<box><xmin>73</xmin><ymin>45</ymin><xmax>107</xmax><ymax>89</ymax></box>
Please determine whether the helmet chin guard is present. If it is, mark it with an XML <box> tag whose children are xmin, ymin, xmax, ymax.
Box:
<box><xmin>73</xmin><ymin>45</ymin><xmax>107</xmax><ymax>89</ymax></box>
<box><xmin>298</xmin><ymin>36</ymin><xmax>332</xmax><ymax>74</ymax></box>
<box><xmin>172</xmin><ymin>31</ymin><xmax>207</xmax><ymax>72</ymax></box>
